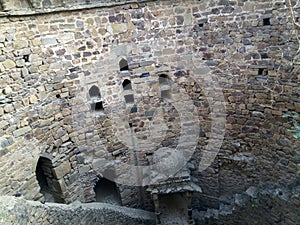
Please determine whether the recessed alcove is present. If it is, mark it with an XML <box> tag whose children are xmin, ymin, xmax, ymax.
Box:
<box><xmin>93</xmin><ymin>177</ymin><xmax>122</xmax><ymax>205</ymax></box>
<box><xmin>258</xmin><ymin>68</ymin><xmax>268</xmax><ymax>75</ymax></box>
<box><xmin>159</xmin><ymin>193</ymin><xmax>189</xmax><ymax>224</ymax></box>
<box><xmin>124</xmin><ymin>94</ymin><xmax>134</xmax><ymax>103</ymax></box>
<box><xmin>88</xmin><ymin>85</ymin><xmax>104</xmax><ymax>112</ymax></box>
<box><xmin>89</xmin><ymin>85</ymin><xmax>101</xmax><ymax>98</ymax></box>
<box><xmin>91</xmin><ymin>101</ymin><xmax>104</xmax><ymax>111</ymax></box>
<box><xmin>263</xmin><ymin>18</ymin><xmax>270</xmax><ymax>26</ymax></box>
<box><xmin>122</xmin><ymin>79</ymin><xmax>132</xmax><ymax>91</ymax></box>
<box><xmin>122</xmin><ymin>79</ymin><xmax>134</xmax><ymax>103</ymax></box>
<box><xmin>119</xmin><ymin>58</ymin><xmax>129</xmax><ymax>71</ymax></box>
<box><xmin>159</xmin><ymin>74</ymin><xmax>172</xmax><ymax>100</ymax></box>
<box><xmin>36</xmin><ymin>157</ymin><xmax>64</xmax><ymax>203</ymax></box>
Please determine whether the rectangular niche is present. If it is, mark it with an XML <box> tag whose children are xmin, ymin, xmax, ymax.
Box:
<box><xmin>91</xmin><ymin>101</ymin><xmax>104</xmax><ymax>111</ymax></box>
<box><xmin>124</xmin><ymin>94</ymin><xmax>134</xmax><ymax>103</ymax></box>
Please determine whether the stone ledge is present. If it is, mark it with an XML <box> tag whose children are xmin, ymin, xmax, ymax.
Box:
<box><xmin>0</xmin><ymin>195</ymin><xmax>156</xmax><ymax>225</ymax></box>
<box><xmin>0</xmin><ymin>0</ymin><xmax>154</xmax><ymax>17</ymax></box>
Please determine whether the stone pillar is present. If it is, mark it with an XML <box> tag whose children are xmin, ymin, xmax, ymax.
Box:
<box><xmin>186</xmin><ymin>191</ymin><xmax>194</xmax><ymax>224</ymax></box>
<box><xmin>152</xmin><ymin>194</ymin><xmax>161</xmax><ymax>225</ymax></box>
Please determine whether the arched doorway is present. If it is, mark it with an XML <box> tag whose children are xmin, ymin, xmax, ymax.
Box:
<box><xmin>36</xmin><ymin>157</ymin><xmax>64</xmax><ymax>203</ymax></box>
<box><xmin>93</xmin><ymin>177</ymin><xmax>122</xmax><ymax>205</ymax></box>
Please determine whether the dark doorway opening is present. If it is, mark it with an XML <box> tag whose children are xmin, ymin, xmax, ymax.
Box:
<box><xmin>122</xmin><ymin>79</ymin><xmax>132</xmax><ymax>90</ymax></box>
<box><xmin>93</xmin><ymin>177</ymin><xmax>122</xmax><ymax>205</ymax></box>
<box><xmin>119</xmin><ymin>58</ymin><xmax>129</xmax><ymax>71</ymax></box>
<box><xmin>91</xmin><ymin>101</ymin><xmax>104</xmax><ymax>111</ymax></box>
<box><xmin>36</xmin><ymin>157</ymin><xmax>64</xmax><ymax>203</ymax></box>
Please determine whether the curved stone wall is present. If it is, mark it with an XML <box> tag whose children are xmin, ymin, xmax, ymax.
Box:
<box><xmin>0</xmin><ymin>0</ymin><xmax>299</xmax><ymax>223</ymax></box>
<box><xmin>0</xmin><ymin>196</ymin><xmax>155</xmax><ymax>224</ymax></box>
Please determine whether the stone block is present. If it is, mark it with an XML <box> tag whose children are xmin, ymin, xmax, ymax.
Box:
<box><xmin>184</xmin><ymin>14</ymin><xmax>193</xmax><ymax>25</ymax></box>
<box><xmin>41</xmin><ymin>37</ymin><xmax>57</xmax><ymax>46</ymax></box>
<box><xmin>107</xmin><ymin>23</ymin><xmax>128</xmax><ymax>34</ymax></box>
<box><xmin>1</xmin><ymin>137</ymin><xmax>13</xmax><ymax>148</ymax></box>
<box><xmin>53</xmin><ymin>179</ymin><xmax>66</xmax><ymax>192</ymax></box>
<box><xmin>92</xmin><ymin>158</ymin><xmax>106</xmax><ymax>169</ymax></box>
<box><xmin>4</xmin><ymin>104</ymin><xmax>14</xmax><ymax>113</ymax></box>
<box><xmin>2</xmin><ymin>59</ymin><xmax>16</xmax><ymax>69</ymax></box>
<box><xmin>29</xmin><ymin>95</ymin><xmax>38</xmax><ymax>104</ymax></box>
<box><xmin>13</xmin><ymin>126</ymin><xmax>32</xmax><ymax>137</ymax></box>
<box><xmin>14</xmin><ymin>40</ymin><xmax>28</xmax><ymax>49</ymax></box>
<box><xmin>52</xmin><ymin>161</ymin><xmax>71</xmax><ymax>179</ymax></box>
<box><xmin>0</xmin><ymin>35</ymin><xmax>5</xmax><ymax>42</ymax></box>
<box><xmin>78</xmin><ymin>165</ymin><xmax>90</xmax><ymax>174</ymax></box>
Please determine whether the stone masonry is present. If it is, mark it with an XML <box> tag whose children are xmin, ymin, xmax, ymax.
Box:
<box><xmin>0</xmin><ymin>0</ymin><xmax>299</xmax><ymax>224</ymax></box>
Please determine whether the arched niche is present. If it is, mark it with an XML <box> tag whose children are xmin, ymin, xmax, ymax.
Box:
<box><xmin>88</xmin><ymin>85</ymin><xmax>104</xmax><ymax>111</ymax></box>
<box><xmin>35</xmin><ymin>156</ymin><xmax>65</xmax><ymax>203</ymax></box>
<box><xmin>89</xmin><ymin>85</ymin><xmax>101</xmax><ymax>98</ymax></box>
<box><xmin>122</xmin><ymin>79</ymin><xmax>134</xmax><ymax>103</ymax></box>
<box><xmin>122</xmin><ymin>79</ymin><xmax>132</xmax><ymax>91</ymax></box>
<box><xmin>159</xmin><ymin>74</ymin><xmax>172</xmax><ymax>100</ymax></box>
<box><xmin>119</xmin><ymin>58</ymin><xmax>129</xmax><ymax>71</ymax></box>
<box><xmin>93</xmin><ymin>177</ymin><xmax>122</xmax><ymax>205</ymax></box>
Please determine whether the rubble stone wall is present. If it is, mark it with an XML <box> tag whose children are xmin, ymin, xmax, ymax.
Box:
<box><xmin>194</xmin><ymin>186</ymin><xmax>300</xmax><ymax>225</ymax></box>
<box><xmin>0</xmin><ymin>196</ymin><xmax>155</xmax><ymax>225</ymax></box>
<box><xmin>0</xmin><ymin>0</ymin><xmax>299</xmax><ymax>222</ymax></box>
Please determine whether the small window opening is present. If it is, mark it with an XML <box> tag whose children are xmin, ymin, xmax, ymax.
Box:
<box><xmin>258</xmin><ymin>68</ymin><xmax>268</xmax><ymax>75</ymax></box>
<box><xmin>89</xmin><ymin>85</ymin><xmax>101</xmax><ymax>98</ymax></box>
<box><xmin>159</xmin><ymin>74</ymin><xmax>170</xmax><ymax>85</ymax></box>
<box><xmin>199</xmin><ymin>23</ymin><xmax>204</xmax><ymax>28</ymax></box>
<box><xmin>159</xmin><ymin>74</ymin><xmax>172</xmax><ymax>100</ymax></box>
<box><xmin>91</xmin><ymin>101</ymin><xmax>104</xmax><ymax>111</ymax></box>
<box><xmin>56</xmin><ymin>94</ymin><xmax>61</xmax><ymax>98</ymax></box>
<box><xmin>93</xmin><ymin>177</ymin><xmax>121</xmax><ymax>205</ymax></box>
<box><xmin>263</xmin><ymin>18</ymin><xmax>270</xmax><ymax>26</ymax></box>
<box><xmin>23</xmin><ymin>55</ymin><xmax>29</xmax><ymax>62</ymax></box>
<box><xmin>122</xmin><ymin>79</ymin><xmax>132</xmax><ymax>91</ymax></box>
<box><xmin>140</xmin><ymin>72</ymin><xmax>150</xmax><ymax>78</ymax></box>
<box><xmin>119</xmin><ymin>58</ymin><xmax>129</xmax><ymax>71</ymax></box>
<box><xmin>130</xmin><ymin>105</ymin><xmax>138</xmax><ymax>113</ymax></box>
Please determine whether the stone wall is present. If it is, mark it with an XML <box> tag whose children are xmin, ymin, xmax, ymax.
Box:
<box><xmin>0</xmin><ymin>0</ymin><xmax>151</xmax><ymax>15</ymax></box>
<box><xmin>194</xmin><ymin>185</ymin><xmax>300</xmax><ymax>225</ymax></box>
<box><xmin>0</xmin><ymin>196</ymin><xmax>155</xmax><ymax>225</ymax></box>
<box><xmin>0</xmin><ymin>0</ymin><xmax>299</xmax><ymax>222</ymax></box>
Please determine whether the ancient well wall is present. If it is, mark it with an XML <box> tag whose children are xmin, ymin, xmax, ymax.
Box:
<box><xmin>0</xmin><ymin>0</ymin><xmax>299</xmax><ymax>220</ymax></box>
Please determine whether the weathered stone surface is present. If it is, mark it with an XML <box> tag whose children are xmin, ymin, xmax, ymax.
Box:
<box><xmin>41</xmin><ymin>37</ymin><xmax>57</xmax><ymax>45</ymax></box>
<box><xmin>107</xmin><ymin>23</ymin><xmax>128</xmax><ymax>34</ymax></box>
<box><xmin>2</xmin><ymin>59</ymin><xmax>16</xmax><ymax>69</ymax></box>
<box><xmin>0</xmin><ymin>196</ymin><xmax>155</xmax><ymax>225</ymax></box>
<box><xmin>52</xmin><ymin>161</ymin><xmax>71</xmax><ymax>179</ymax></box>
<box><xmin>14</xmin><ymin>40</ymin><xmax>28</xmax><ymax>49</ymax></box>
<box><xmin>13</xmin><ymin>126</ymin><xmax>32</xmax><ymax>137</ymax></box>
<box><xmin>0</xmin><ymin>1</ymin><xmax>298</xmax><ymax>224</ymax></box>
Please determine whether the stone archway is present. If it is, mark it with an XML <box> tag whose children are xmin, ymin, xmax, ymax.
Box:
<box><xmin>93</xmin><ymin>177</ymin><xmax>122</xmax><ymax>205</ymax></box>
<box><xmin>35</xmin><ymin>156</ymin><xmax>65</xmax><ymax>203</ymax></box>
